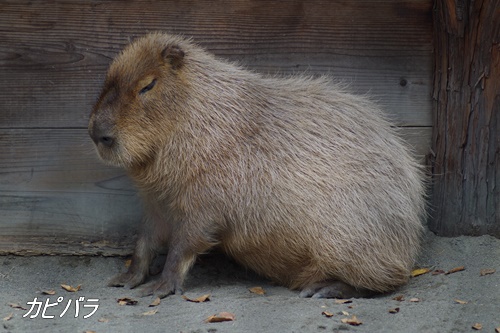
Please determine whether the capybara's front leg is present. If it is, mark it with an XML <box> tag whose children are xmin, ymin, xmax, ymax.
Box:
<box><xmin>108</xmin><ymin>232</ymin><xmax>154</xmax><ymax>289</ymax></box>
<box><xmin>138</xmin><ymin>237</ymin><xmax>199</xmax><ymax>298</ymax></box>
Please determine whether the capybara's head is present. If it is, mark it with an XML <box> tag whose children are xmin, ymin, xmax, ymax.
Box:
<box><xmin>88</xmin><ymin>33</ymin><xmax>187</xmax><ymax>168</ymax></box>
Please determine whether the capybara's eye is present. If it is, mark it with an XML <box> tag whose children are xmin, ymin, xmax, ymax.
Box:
<box><xmin>139</xmin><ymin>79</ymin><xmax>157</xmax><ymax>95</ymax></box>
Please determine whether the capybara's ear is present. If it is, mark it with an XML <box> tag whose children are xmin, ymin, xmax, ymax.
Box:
<box><xmin>161</xmin><ymin>44</ymin><xmax>185</xmax><ymax>70</ymax></box>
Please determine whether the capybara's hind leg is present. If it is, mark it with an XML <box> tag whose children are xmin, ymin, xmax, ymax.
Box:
<box><xmin>299</xmin><ymin>280</ymin><xmax>375</xmax><ymax>299</ymax></box>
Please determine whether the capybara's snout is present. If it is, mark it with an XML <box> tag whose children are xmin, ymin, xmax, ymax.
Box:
<box><xmin>89</xmin><ymin>115</ymin><xmax>115</xmax><ymax>148</ymax></box>
<box><xmin>88</xmin><ymin>103</ymin><xmax>116</xmax><ymax>149</ymax></box>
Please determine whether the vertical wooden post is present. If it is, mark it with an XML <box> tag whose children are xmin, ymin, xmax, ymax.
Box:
<box><xmin>430</xmin><ymin>0</ymin><xmax>500</xmax><ymax>236</ymax></box>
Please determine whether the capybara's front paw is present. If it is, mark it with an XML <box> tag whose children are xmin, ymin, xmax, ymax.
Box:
<box><xmin>138</xmin><ymin>278</ymin><xmax>183</xmax><ymax>299</ymax></box>
<box><xmin>108</xmin><ymin>271</ymin><xmax>147</xmax><ymax>289</ymax></box>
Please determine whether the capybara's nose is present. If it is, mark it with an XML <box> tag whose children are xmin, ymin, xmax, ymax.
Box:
<box><xmin>90</xmin><ymin>120</ymin><xmax>115</xmax><ymax>147</ymax></box>
<box><xmin>98</xmin><ymin>135</ymin><xmax>115</xmax><ymax>147</ymax></box>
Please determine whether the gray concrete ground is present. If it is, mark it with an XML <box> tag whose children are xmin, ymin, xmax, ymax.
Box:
<box><xmin>1</xmin><ymin>231</ymin><xmax>499</xmax><ymax>333</ymax></box>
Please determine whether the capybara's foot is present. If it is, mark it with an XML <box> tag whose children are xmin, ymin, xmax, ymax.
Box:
<box><xmin>138</xmin><ymin>278</ymin><xmax>183</xmax><ymax>299</ymax></box>
<box><xmin>108</xmin><ymin>271</ymin><xmax>147</xmax><ymax>289</ymax></box>
<box><xmin>299</xmin><ymin>280</ymin><xmax>375</xmax><ymax>299</ymax></box>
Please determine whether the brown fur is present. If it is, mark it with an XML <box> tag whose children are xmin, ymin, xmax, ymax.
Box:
<box><xmin>88</xmin><ymin>32</ymin><xmax>426</xmax><ymax>298</ymax></box>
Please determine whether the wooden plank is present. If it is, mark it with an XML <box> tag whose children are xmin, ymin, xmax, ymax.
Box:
<box><xmin>399</xmin><ymin>127</ymin><xmax>432</xmax><ymax>163</ymax></box>
<box><xmin>0</xmin><ymin>0</ymin><xmax>433</xmax><ymax>128</ymax></box>
<box><xmin>0</xmin><ymin>129</ymin><xmax>141</xmax><ymax>255</ymax></box>
<box><xmin>0</xmin><ymin>127</ymin><xmax>430</xmax><ymax>255</ymax></box>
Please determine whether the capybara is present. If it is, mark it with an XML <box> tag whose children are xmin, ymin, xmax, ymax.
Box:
<box><xmin>88</xmin><ymin>32</ymin><xmax>425</xmax><ymax>299</ymax></box>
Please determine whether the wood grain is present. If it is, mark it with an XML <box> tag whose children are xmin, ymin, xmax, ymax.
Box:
<box><xmin>0</xmin><ymin>129</ymin><xmax>142</xmax><ymax>254</ymax></box>
<box><xmin>429</xmin><ymin>0</ymin><xmax>500</xmax><ymax>237</ymax></box>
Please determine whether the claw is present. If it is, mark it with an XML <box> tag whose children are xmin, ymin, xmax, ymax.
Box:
<box><xmin>300</xmin><ymin>280</ymin><xmax>374</xmax><ymax>299</ymax></box>
<box><xmin>138</xmin><ymin>279</ymin><xmax>181</xmax><ymax>299</ymax></box>
<box><xmin>108</xmin><ymin>271</ymin><xmax>147</xmax><ymax>289</ymax></box>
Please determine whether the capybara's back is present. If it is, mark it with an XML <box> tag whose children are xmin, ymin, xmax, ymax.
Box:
<box><xmin>89</xmin><ymin>33</ymin><xmax>426</xmax><ymax>298</ymax></box>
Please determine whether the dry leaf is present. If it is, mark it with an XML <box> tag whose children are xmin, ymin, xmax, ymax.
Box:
<box><xmin>411</xmin><ymin>268</ymin><xmax>431</xmax><ymax>277</ymax></box>
<box><xmin>454</xmin><ymin>299</ymin><xmax>467</xmax><ymax>304</ymax></box>
<box><xmin>42</xmin><ymin>289</ymin><xmax>56</xmax><ymax>295</ymax></box>
<box><xmin>117</xmin><ymin>297</ymin><xmax>138</xmax><ymax>306</ymax></box>
<box><xmin>249</xmin><ymin>286</ymin><xmax>266</xmax><ymax>295</ymax></box>
<box><xmin>432</xmin><ymin>270</ymin><xmax>446</xmax><ymax>275</ymax></box>
<box><xmin>3</xmin><ymin>313</ymin><xmax>13</xmax><ymax>321</ymax></box>
<box><xmin>472</xmin><ymin>323</ymin><xmax>482</xmax><ymax>330</ymax></box>
<box><xmin>392</xmin><ymin>295</ymin><xmax>405</xmax><ymax>301</ymax></box>
<box><xmin>149</xmin><ymin>297</ymin><xmax>161</xmax><ymax>307</ymax></box>
<box><xmin>341</xmin><ymin>311</ymin><xmax>349</xmax><ymax>316</ymax></box>
<box><xmin>125</xmin><ymin>259</ymin><xmax>132</xmax><ymax>268</ymax></box>
<box><xmin>480</xmin><ymin>269</ymin><xmax>495</xmax><ymax>276</ymax></box>
<box><xmin>83</xmin><ymin>331</ymin><xmax>96</xmax><ymax>333</ymax></box>
<box><xmin>8</xmin><ymin>303</ymin><xmax>27</xmax><ymax>311</ymax></box>
<box><xmin>205</xmin><ymin>312</ymin><xmax>235</xmax><ymax>323</ymax></box>
<box><xmin>142</xmin><ymin>309</ymin><xmax>158</xmax><ymax>316</ymax></box>
<box><xmin>182</xmin><ymin>294</ymin><xmax>211</xmax><ymax>303</ymax></box>
<box><xmin>61</xmin><ymin>284</ymin><xmax>81</xmax><ymax>292</ymax></box>
<box><xmin>322</xmin><ymin>311</ymin><xmax>334</xmax><ymax>318</ymax></box>
<box><xmin>347</xmin><ymin>305</ymin><xmax>354</xmax><ymax>309</ymax></box>
<box><xmin>445</xmin><ymin>266</ymin><xmax>465</xmax><ymax>275</ymax></box>
<box><xmin>334</xmin><ymin>299</ymin><xmax>352</xmax><ymax>304</ymax></box>
<box><xmin>340</xmin><ymin>315</ymin><xmax>362</xmax><ymax>326</ymax></box>
<box><xmin>388</xmin><ymin>307</ymin><xmax>400</xmax><ymax>314</ymax></box>
<box><xmin>98</xmin><ymin>317</ymin><xmax>110</xmax><ymax>323</ymax></box>
<box><xmin>495</xmin><ymin>326</ymin><xmax>500</xmax><ymax>333</ymax></box>
<box><xmin>409</xmin><ymin>298</ymin><xmax>420</xmax><ymax>302</ymax></box>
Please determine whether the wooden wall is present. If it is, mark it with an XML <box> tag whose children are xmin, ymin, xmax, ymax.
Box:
<box><xmin>0</xmin><ymin>0</ymin><xmax>433</xmax><ymax>255</ymax></box>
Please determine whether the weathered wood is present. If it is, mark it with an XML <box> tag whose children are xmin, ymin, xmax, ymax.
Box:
<box><xmin>0</xmin><ymin>129</ymin><xmax>141</xmax><ymax>255</ymax></box>
<box><xmin>429</xmin><ymin>0</ymin><xmax>500</xmax><ymax>236</ymax></box>
<box><xmin>0</xmin><ymin>0</ymin><xmax>433</xmax><ymax>128</ymax></box>
<box><xmin>0</xmin><ymin>127</ymin><xmax>430</xmax><ymax>255</ymax></box>
<box><xmin>0</xmin><ymin>0</ymin><xmax>434</xmax><ymax>254</ymax></box>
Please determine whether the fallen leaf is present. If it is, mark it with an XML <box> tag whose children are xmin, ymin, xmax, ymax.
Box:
<box><xmin>472</xmin><ymin>323</ymin><xmax>482</xmax><ymax>330</ymax></box>
<box><xmin>445</xmin><ymin>266</ymin><xmax>465</xmax><ymax>275</ymax></box>
<box><xmin>83</xmin><ymin>331</ymin><xmax>96</xmax><ymax>333</ymax></box>
<box><xmin>454</xmin><ymin>299</ymin><xmax>468</xmax><ymax>304</ymax></box>
<box><xmin>148</xmin><ymin>297</ymin><xmax>161</xmax><ymax>307</ymax></box>
<box><xmin>392</xmin><ymin>295</ymin><xmax>405</xmax><ymax>301</ymax></box>
<box><xmin>125</xmin><ymin>259</ymin><xmax>132</xmax><ymax>268</ymax></box>
<box><xmin>347</xmin><ymin>305</ymin><xmax>354</xmax><ymax>309</ymax></box>
<box><xmin>42</xmin><ymin>290</ymin><xmax>56</xmax><ymax>295</ymax></box>
<box><xmin>480</xmin><ymin>269</ymin><xmax>495</xmax><ymax>276</ymax></box>
<box><xmin>409</xmin><ymin>298</ymin><xmax>420</xmax><ymax>302</ymax></box>
<box><xmin>182</xmin><ymin>294</ymin><xmax>211</xmax><ymax>303</ymax></box>
<box><xmin>432</xmin><ymin>269</ymin><xmax>446</xmax><ymax>275</ymax></box>
<box><xmin>334</xmin><ymin>299</ymin><xmax>352</xmax><ymax>304</ymax></box>
<box><xmin>142</xmin><ymin>309</ymin><xmax>158</xmax><ymax>316</ymax></box>
<box><xmin>3</xmin><ymin>313</ymin><xmax>13</xmax><ymax>321</ymax></box>
<box><xmin>411</xmin><ymin>268</ymin><xmax>431</xmax><ymax>277</ymax></box>
<box><xmin>205</xmin><ymin>312</ymin><xmax>235</xmax><ymax>323</ymax></box>
<box><xmin>61</xmin><ymin>284</ymin><xmax>81</xmax><ymax>292</ymax></box>
<box><xmin>388</xmin><ymin>307</ymin><xmax>400</xmax><ymax>314</ymax></box>
<box><xmin>340</xmin><ymin>315</ymin><xmax>362</xmax><ymax>326</ymax></box>
<box><xmin>341</xmin><ymin>311</ymin><xmax>350</xmax><ymax>316</ymax></box>
<box><xmin>8</xmin><ymin>303</ymin><xmax>27</xmax><ymax>311</ymax></box>
<box><xmin>98</xmin><ymin>317</ymin><xmax>110</xmax><ymax>323</ymax></box>
<box><xmin>322</xmin><ymin>311</ymin><xmax>334</xmax><ymax>318</ymax></box>
<box><xmin>495</xmin><ymin>326</ymin><xmax>500</xmax><ymax>333</ymax></box>
<box><xmin>117</xmin><ymin>297</ymin><xmax>138</xmax><ymax>306</ymax></box>
<box><xmin>249</xmin><ymin>286</ymin><xmax>266</xmax><ymax>295</ymax></box>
